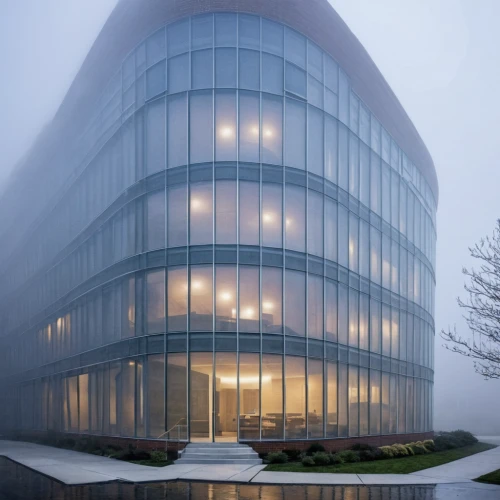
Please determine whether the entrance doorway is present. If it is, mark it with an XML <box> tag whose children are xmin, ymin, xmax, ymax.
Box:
<box><xmin>189</xmin><ymin>352</ymin><xmax>238</xmax><ymax>442</ymax></box>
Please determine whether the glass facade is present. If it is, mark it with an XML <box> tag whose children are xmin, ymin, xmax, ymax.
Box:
<box><xmin>0</xmin><ymin>13</ymin><xmax>436</xmax><ymax>444</ymax></box>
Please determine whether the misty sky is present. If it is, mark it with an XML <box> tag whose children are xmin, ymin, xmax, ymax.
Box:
<box><xmin>1</xmin><ymin>0</ymin><xmax>499</xmax><ymax>433</ymax></box>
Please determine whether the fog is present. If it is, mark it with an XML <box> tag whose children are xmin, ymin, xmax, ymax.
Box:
<box><xmin>1</xmin><ymin>0</ymin><xmax>499</xmax><ymax>434</ymax></box>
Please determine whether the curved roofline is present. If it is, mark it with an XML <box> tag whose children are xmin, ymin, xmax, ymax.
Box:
<box><xmin>0</xmin><ymin>0</ymin><xmax>438</xmax><ymax>263</ymax></box>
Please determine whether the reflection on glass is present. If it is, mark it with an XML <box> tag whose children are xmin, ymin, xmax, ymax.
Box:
<box><xmin>168</xmin><ymin>267</ymin><xmax>187</xmax><ymax>332</ymax></box>
<box><xmin>262</xmin><ymin>354</ymin><xmax>283</xmax><ymax>439</ymax></box>
<box><xmin>359</xmin><ymin>294</ymin><xmax>369</xmax><ymax>351</ymax></box>
<box><xmin>262</xmin><ymin>94</ymin><xmax>282</xmax><ymax>164</ymax></box>
<box><xmin>215</xmin><ymin>265</ymin><xmax>237</xmax><ymax>331</ymax></box>
<box><xmin>216</xmin><ymin>181</ymin><xmax>237</xmax><ymax>244</ymax></box>
<box><xmin>285</xmin><ymin>98</ymin><xmax>306</xmax><ymax>169</ymax></box>
<box><xmin>370</xmin><ymin>369</ymin><xmax>381</xmax><ymax>435</ymax></box>
<box><xmin>285</xmin><ymin>270</ymin><xmax>305</xmax><ymax>336</ymax></box>
<box><xmin>239</xmin><ymin>353</ymin><xmax>260</xmax><ymax>440</ymax></box>
<box><xmin>348</xmin><ymin>289</ymin><xmax>358</xmax><ymax>348</ymax></box>
<box><xmin>326</xmin><ymin>361</ymin><xmax>337</xmax><ymax>437</ymax></box>
<box><xmin>168</xmin><ymin>93</ymin><xmax>187</xmax><ymax>168</ymax></box>
<box><xmin>262</xmin><ymin>267</ymin><xmax>282</xmax><ymax>333</ymax></box>
<box><xmin>79</xmin><ymin>374</ymin><xmax>89</xmax><ymax>433</ymax></box>
<box><xmin>359</xmin><ymin>368</ymin><xmax>369</xmax><ymax>435</ymax></box>
<box><xmin>285</xmin><ymin>356</ymin><xmax>306</xmax><ymax>439</ymax></box>
<box><xmin>239</xmin><ymin>266</ymin><xmax>259</xmax><ymax>333</ymax></box>
<box><xmin>308</xmin><ymin>359</ymin><xmax>323</xmax><ymax>438</ymax></box>
<box><xmin>262</xmin><ymin>183</ymin><xmax>282</xmax><ymax>248</ymax></box>
<box><xmin>121</xmin><ymin>360</ymin><xmax>135</xmax><ymax>436</ymax></box>
<box><xmin>285</xmin><ymin>185</ymin><xmax>305</xmax><ymax>252</ymax></box>
<box><xmin>338</xmin><ymin>364</ymin><xmax>348</xmax><ymax>437</ymax></box>
<box><xmin>382</xmin><ymin>304</ymin><xmax>391</xmax><ymax>357</ymax></box>
<box><xmin>382</xmin><ymin>373</ymin><xmax>390</xmax><ymax>434</ymax></box>
<box><xmin>216</xmin><ymin>90</ymin><xmax>237</xmax><ymax>161</ymax></box>
<box><xmin>147</xmin><ymin>191</ymin><xmax>165</xmax><ymax>251</ymax></box>
<box><xmin>239</xmin><ymin>91</ymin><xmax>260</xmax><ymax>163</ymax></box>
<box><xmin>349</xmin><ymin>366</ymin><xmax>359</xmax><ymax>437</ymax></box>
<box><xmin>190</xmin><ymin>266</ymin><xmax>213</xmax><ymax>331</ymax></box>
<box><xmin>190</xmin><ymin>182</ymin><xmax>213</xmax><ymax>245</ymax></box>
<box><xmin>325</xmin><ymin>280</ymin><xmax>338</xmax><ymax>342</ymax></box>
<box><xmin>146</xmin><ymin>98</ymin><xmax>166</xmax><ymax>175</ymax></box>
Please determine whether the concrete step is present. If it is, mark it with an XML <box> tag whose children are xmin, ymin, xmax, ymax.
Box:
<box><xmin>176</xmin><ymin>443</ymin><xmax>262</xmax><ymax>465</ymax></box>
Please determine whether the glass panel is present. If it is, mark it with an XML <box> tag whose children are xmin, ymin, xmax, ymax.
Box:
<box><xmin>326</xmin><ymin>361</ymin><xmax>338</xmax><ymax>437</ymax></box>
<box><xmin>285</xmin><ymin>270</ymin><xmax>305</xmax><ymax>336</ymax></box>
<box><xmin>239</xmin><ymin>14</ymin><xmax>260</xmax><ymax>49</ymax></box>
<box><xmin>192</xmin><ymin>49</ymin><xmax>213</xmax><ymax>89</ymax></box>
<box><xmin>382</xmin><ymin>234</ymin><xmax>391</xmax><ymax>290</ymax></box>
<box><xmin>262</xmin><ymin>354</ymin><xmax>283</xmax><ymax>439</ymax></box>
<box><xmin>308</xmin><ymin>190</ymin><xmax>324</xmax><ymax>257</ymax></box>
<box><xmin>338</xmin><ymin>364</ymin><xmax>348</xmax><ymax>437</ymax></box>
<box><xmin>325</xmin><ymin>279</ymin><xmax>338</xmax><ymax>342</ymax></box>
<box><xmin>262</xmin><ymin>53</ymin><xmax>283</xmax><ymax>94</ymax></box>
<box><xmin>147</xmin><ymin>191</ymin><xmax>166</xmax><ymax>251</ymax></box>
<box><xmin>359</xmin><ymin>293</ymin><xmax>369</xmax><ymax>351</ymax></box>
<box><xmin>168</xmin><ymin>184</ymin><xmax>187</xmax><ymax>247</ymax></box>
<box><xmin>349</xmin><ymin>213</ymin><xmax>359</xmax><ymax>273</ymax></box>
<box><xmin>359</xmin><ymin>368</ymin><xmax>369</xmax><ymax>435</ymax></box>
<box><xmin>349</xmin><ymin>134</ymin><xmax>359</xmax><ymax>198</ymax></box>
<box><xmin>167</xmin><ymin>19</ymin><xmax>189</xmax><ymax>57</ymax></box>
<box><xmin>190</xmin><ymin>91</ymin><xmax>213</xmax><ymax>164</ymax></box>
<box><xmin>285</xmin><ymin>28</ymin><xmax>306</xmax><ymax>68</ymax></box>
<box><xmin>147</xmin><ymin>270</ymin><xmax>165</xmax><ymax>334</ymax></box>
<box><xmin>121</xmin><ymin>360</ymin><xmax>135</xmax><ymax>436</ymax></box>
<box><xmin>109</xmin><ymin>363</ymin><xmax>121</xmax><ymax>435</ymax></box>
<box><xmin>239</xmin><ymin>353</ymin><xmax>260</xmax><ymax>440</ymax></box>
<box><xmin>325</xmin><ymin>116</ymin><xmax>338</xmax><ymax>183</ymax></box>
<box><xmin>262</xmin><ymin>94</ymin><xmax>283</xmax><ymax>165</ymax></box>
<box><xmin>168</xmin><ymin>53</ymin><xmax>189</xmax><ymax>94</ymax></box>
<box><xmin>308</xmin><ymin>274</ymin><xmax>323</xmax><ymax>339</ymax></box>
<box><xmin>215</xmin><ymin>352</ymin><xmax>237</xmax><ymax>442</ymax></box>
<box><xmin>285</xmin><ymin>184</ymin><xmax>305</xmax><ymax>252</ymax></box>
<box><xmin>146</xmin><ymin>61</ymin><xmax>166</xmax><ymax>99</ymax></box>
<box><xmin>168</xmin><ymin>93</ymin><xmax>187</xmax><ymax>168</ymax></box>
<box><xmin>359</xmin><ymin>220</ymin><xmax>369</xmax><ymax>279</ymax></box>
<box><xmin>389</xmin><ymin>374</ymin><xmax>398</xmax><ymax>434</ymax></box>
<box><xmin>122</xmin><ymin>277</ymin><xmax>135</xmax><ymax>338</ymax></box>
<box><xmin>215</xmin><ymin>13</ymin><xmax>237</xmax><ymax>46</ymax></box>
<box><xmin>348</xmin><ymin>288</ymin><xmax>359</xmax><ymax>348</ymax></box>
<box><xmin>382</xmin><ymin>373</ymin><xmax>390</xmax><ymax>434</ymax></box>
<box><xmin>370</xmin><ymin>369</ymin><xmax>381</xmax><ymax>435</ymax></box>
<box><xmin>215</xmin><ymin>90</ymin><xmax>237</xmax><ymax>161</ymax></box>
<box><xmin>338</xmin><ymin>206</ymin><xmax>348</xmax><ymax>268</ymax></box>
<box><xmin>239</xmin><ymin>91</ymin><xmax>260</xmax><ymax>163</ymax></box>
<box><xmin>190</xmin><ymin>182</ymin><xmax>213</xmax><ymax>245</ymax></box>
<box><xmin>308</xmin><ymin>106</ymin><xmax>324</xmax><ymax>176</ymax></box>
<box><xmin>146</xmin><ymin>99</ymin><xmax>166</xmax><ymax>175</ymax></box>
<box><xmin>285</xmin><ymin>356</ymin><xmax>306</xmax><ymax>439</ymax></box>
<box><xmin>370</xmin><ymin>227</ymin><xmax>381</xmax><ymax>285</ymax></box>
<box><xmin>239</xmin><ymin>49</ymin><xmax>260</xmax><ymax>90</ymax></box>
<box><xmin>215</xmin><ymin>265</ymin><xmax>237</xmax><ymax>331</ymax></box>
<box><xmin>262</xmin><ymin>183</ymin><xmax>282</xmax><ymax>248</ymax></box>
<box><xmin>391</xmin><ymin>308</ymin><xmax>399</xmax><ymax>359</ymax></box>
<box><xmin>239</xmin><ymin>266</ymin><xmax>259</xmax><ymax>333</ymax></box>
<box><xmin>308</xmin><ymin>359</ymin><xmax>324</xmax><ymax>438</ymax></box>
<box><xmin>190</xmin><ymin>265</ymin><xmax>213</xmax><ymax>331</ymax></box>
<box><xmin>338</xmin><ymin>283</ymin><xmax>348</xmax><ymax>345</ymax></box>
<box><xmin>167</xmin><ymin>353</ymin><xmax>187</xmax><ymax>440</ymax></box>
<box><xmin>239</xmin><ymin>181</ymin><xmax>260</xmax><ymax>245</ymax></box>
<box><xmin>192</xmin><ymin>14</ymin><xmax>213</xmax><ymax>50</ymax></box>
<box><xmin>215</xmin><ymin>48</ymin><xmax>237</xmax><ymax>87</ymax></box>
<box><xmin>147</xmin><ymin>28</ymin><xmax>165</xmax><ymax>67</ymax></box>
<box><xmin>147</xmin><ymin>354</ymin><xmax>164</xmax><ymax>438</ymax></box>
<box><xmin>190</xmin><ymin>352</ymin><xmax>213</xmax><ymax>441</ymax></box>
<box><xmin>262</xmin><ymin>19</ymin><xmax>283</xmax><ymax>55</ymax></box>
<box><xmin>285</xmin><ymin>62</ymin><xmax>306</xmax><ymax>97</ymax></box>
<box><xmin>262</xmin><ymin>267</ymin><xmax>283</xmax><ymax>334</ymax></box>
<box><xmin>325</xmin><ymin>199</ymin><xmax>337</xmax><ymax>262</ymax></box>
<box><xmin>79</xmin><ymin>374</ymin><xmax>89</xmax><ymax>433</ymax></box>
<box><xmin>168</xmin><ymin>266</ymin><xmax>188</xmax><ymax>332</ymax></box>
<box><xmin>382</xmin><ymin>304</ymin><xmax>391</xmax><ymax>357</ymax></box>
<box><xmin>349</xmin><ymin>366</ymin><xmax>359</xmax><ymax>436</ymax></box>
<box><xmin>285</xmin><ymin>98</ymin><xmax>306</xmax><ymax>169</ymax></box>
<box><xmin>370</xmin><ymin>299</ymin><xmax>381</xmax><ymax>353</ymax></box>
<box><xmin>216</xmin><ymin>180</ymin><xmax>237</xmax><ymax>244</ymax></box>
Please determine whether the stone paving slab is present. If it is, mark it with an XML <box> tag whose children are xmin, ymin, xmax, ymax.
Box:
<box><xmin>252</xmin><ymin>471</ymin><xmax>364</xmax><ymax>485</ymax></box>
<box><xmin>30</xmin><ymin>464</ymin><xmax>117</xmax><ymax>485</ymax></box>
<box><xmin>227</xmin><ymin>464</ymin><xmax>267</xmax><ymax>482</ymax></box>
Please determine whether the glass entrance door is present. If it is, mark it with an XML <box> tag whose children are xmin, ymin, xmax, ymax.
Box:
<box><xmin>190</xmin><ymin>353</ymin><xmax>213</xmax><ymax>442</ymax></box>
<box><xmin>215</xmin><ymin>352</ymin><xmax>237</xmax><ymax>442</ymax></box>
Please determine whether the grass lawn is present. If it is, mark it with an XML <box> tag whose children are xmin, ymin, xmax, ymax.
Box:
<box><xmin>265</xmin><ymin>443</ymin><xmax>496</xmax><ymax>474</ymax></box>
<box><xmin>130</xmin><ymin>459</ymin><xmax>173</xmax><ymax>467</ymax></box>
<box><xmin>475</xmin><ymin>469</ymin><xmax>500</xmax><ymax>485</ymax></box>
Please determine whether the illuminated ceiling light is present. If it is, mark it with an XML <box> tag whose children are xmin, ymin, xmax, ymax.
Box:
<box><xmin>250</xmin><ymin>125</ymin><xmax>259</xmax><ymax>136</ymax></box>
<box><xmin>220</xmin><ymin>375</ymin><xmax>271</xmax><ymax>384</ymax></box>
<box><xmin>191</xmin><ymin>280</ymin><xmax>203</xmax><ymax>290</ymax></box>
<box><xmin>220</xmin><ymin>291</ymin><xmax>232</xmax><ymax>301</ymax></box>
<box><xmin>262</xmin><ymin>301</ymin><xmax>274</xmax><ymax>311</ymax></box>
<box><xmin>231</xmin><ymin>308</ymin><xmax>237</xmax><ymax>317</ymax></box>
<box><xmin>286</xmin><ymin>218</ymin><xmax>292</xmax><ymax>226</ymax></box>
<box><xmin>128</xmin><ymin>361</ymin><xmax>135</xmax><ymax>366</ymax></box>
<box><xmin>262</xmin><ymin>212</ymin><xmax>274</xmax><ymax>223</ymax></box>
<box><xmin>264</xmin><ymin>128</ymin><xmax>273</xmax><ymax>138</ymax></box>
<box><xmin>191</xmin><ymin>198</ymin><xmax>202</xmax><ymax>210</ymax></box>
<box><xmin>219</xmin><ymin>126</ymin><xmax>234</xmax><ymax>139</ymax></box>
<box><xmin>242</xmin><ymin>307</ymin><xmax>255</xmax><ymax>319</ymax></box>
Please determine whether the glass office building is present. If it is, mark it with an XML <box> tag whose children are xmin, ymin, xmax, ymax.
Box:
<box><xmin>0</xmin><ymin>0</ymin><xmax>437</xmax><ymax>448</ymax></box>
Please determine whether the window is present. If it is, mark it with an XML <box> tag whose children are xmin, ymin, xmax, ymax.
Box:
<box><xmin>215</xmin><ymin>181</ymin><xmax>236</xmax><ymax>244</ymax></box>
<box><xmin>239</xmin><ymin>266</ymin><xmax>259</xmax><ymax>332</ymax></box>
<box><xmin>308</xmin><ymin>106</ymin><xmax>324</xmax><ymax>176</ymax></box>
<box><xmin>167</xmin><ymin>353</ymin><xmax>187</xmax><ymax>440</ymax></box>
<box><xmin>167</xmin><ymin>19</ymin><xmax>189</xmax><ymax>57</ymax></box>
<box><xmin>190</xmin><ymin>265</ymin><xmax>213</xmax><ymax>331</ymax></box>
<box><xmin>285</xmin><ymin>62</ymin><xmax>306</xmax><ymax>97</ymax></box>
<box><xmin>285</xmin><ymin>270</ymin><xmax>305</xmax><ymax>336</ymax></box>
<box><xmin>215</xmin><ymin>90</ymin><xmax>237</xmax><ymax>161</ymax></box>
<box><xmin>147</xmin><ymin>270</ymin><xmax>165</xmax><ymax>334</ymax></box>
<box><xmin>285</xmin><ymin>184</ymin><xmax>305</xmax><ymax>252</ymax></box>
<box><xmin>192</xmin><ymin>14</ymin><xmax>213</xmax><ymax>50</ymax></box>
<box><xmin>262</xmin><ymin>267</ymin><xmax>282</xmax><ymax>333</ymax></box>
<box><xmin>146</xmin><ymin>99</ymin><xmax>166</xmax><ymax>175</ymax></box>
<box><xmin>168</xmin><ymin>93</ymin><xmax>187</xmax><ymax>168</ymax></box>
<box><xmin>190</xmin><ymin>182</ymin><xmax>213</xmax><ymax>245</ymax></box>
<box><xmin>215</xmin><ymin>48</ymin><xmax>237</xmax><ymax>87</ymax></box>
<box><xmin>285</xmin><ymin>356</ymin><xmax>306</xmax><ymax>438</ymax></box>
<box><xmin>308</xmin><ymin>359</ymin><xmax>324</xmax><ymax>438</ymax></box>
<box><xmin>215</xmin><ymin>265</ymin><xmax>236</xmax><ymax>331</ymax></box>
<box><xmin>285</xmin><ymin>28</ymin><xmax>306</xmax><ymax>68</ymax></box>
<box><xmin>308</xmin><ymin>275</ymin><xmax>323</xmax><ymax>339</ymax></box>
<box><xmin>215</xmin><ymin>13</ymin><xmax>237</xmax><ymax>46</ymax></box>
<box><xmin>262</xmin><ymin>54</ymin><xmax>283</xmax><ymax>95</ymax></box>
<box><xmin>239</xmin><ymin>91</ymin><xmax>260</xmax><ymax>163</ymax></box>
<box><xmin>370</xmin><ymin>299</ymin><xmax>381</xmax><ymax>353</ymax></box>
<box><xmin>168</xmin><ymin>184</ymin><xmax>187</xmax><ymax>247</ymax></box>
<box><xmin>285</xmin><ymin>98</ymin><xmax>306</xmax><ymax>169</ymax></box>
<box><xmin>168</xmin><ymin>266</ymin><xmax>187</xmax><ymax>332</ymax></box>
<box><xmin>349</xmin><ymin>366</ymin><xmax>359</xmax><ymax>436</ymax></box>
<box><xmin>239</xmin><ymin>181</ymin><xmax>260</xmax><ymax>245</ymax></box>
<box><xmin>262</xmin><ymin>354</ymin><xmax>283</xmax><ymax>439</ymax></box>
<box><xmin>192</xmin><ymin>50</ymin><xmax>213</xmax><ymax>89</ymax></box>
<box><xmin>168</xmin><ymin>53</ymin><xmax>189</xmax><ymax>94</ymax></box>
<box><xmin>348</xmin><ymin>288</ymin><xmax>359</xmax><ymax>348</ymax></box>
<box><xmin>147</xmin><ymin>354</ymin><xmax>164</xmax><ymax>438</ymax></box>
<box><xmin>262</xmin><ymin>183</ymin><xmax>282</xmax><ymax>248</ymax></box>
<box><xmin>239</xmin><ymin>49</ymin><xmax>260</xmax><ymax>90</ymax></box>
<box><xmin>239</xmin><ymin>353</ymin><xmax>260</xmax><ymax>440</ymax></box>
<box><xmin>239</xmin><ymin>14</ymin><xmax>260</xmax><ymax>49</ymax></box>
<box><xmin>189</xmin><ymin>91</ymin><xmax>213</xmax><ymax>164</ymax></box>
<box><xmin>325</xmin><ymin>279</ymin><xmax>338</xmax><ymax>342</ymax></box>
<box><xmin>262</xmin><ymin>19</ymin><xmax>283</xmax><ymax>56</ymax></box>
<box><xmin>262</xmin><ymin>94</ymin><xmax>283</xmax><ymax>165</ymax></box>
<box><xmin>147</xmin><ymin>191</ymin><xmax>165</xmax><ymax>251</ymax></box>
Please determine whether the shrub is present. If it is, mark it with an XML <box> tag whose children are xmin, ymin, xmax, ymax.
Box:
<box><xmin>150</xmin><ymin>451</ymin><xmax>166</xmax><ymax>463</ymax></box>
<box><xmin>408</xmin><ymin>442</ymin><xmax>430</xmax><ymax>455</ymax></box>
<box><xmin>307</xmin><ymin>443</ymin><xmax>326</xmax><ymax>455</ymax></box>
<box><xmin>434</xmin><ymin>434</ymin><xmax>460</xmax><ymax>451</ymax></box>
<box><xmin>391</xmin><ymin>444</ymin><xmax>410</xmax><ymax>458</ymax></box>
<box><xmin>267</xmin><ymin>452</ymin><xmax>288</xmax><ymax>464</ymax></box>
<box><xmin>450</xmin><ymin>430</ymin><xmax>477</xmax><ymax>447</ymax></box>
<box><xmin>312</xmin><ymin>452</ymin><xmax>331</xmax><ymax>466</ymax></box>
<box><xmin>302</xmin><ymin>456</ymin><xmax>315</xmax><ymax>467</ymax></box>
<box><xmin>337</xmin><ymin>450</ymin><xmax>360</xmax><ymax>463</ymax></box>
<box><xmin>283</xmin><ymin>449</ymin><xmax>302</xmax><ymax>461</ymax></box>
<box><xmin>329</xmin><ymin>453</ymin><xmax>344</xmax><ymax>465</ymax></box>
<box><xmin>351</xmin><ymin>443</ymin><xmax>377</xmax><ymax>452</ymax></box>
<box><xmin>359</xmin><ymin>448</ymin><xmax>384</xmax><ymax>462</ymax></box>
<box><xmin>405</xmin><ymin>445</ymin><xmax>415</xmax><ymax>456</ymax></box>
<box><xmin>379</xmin><ymin>446</ymin><xmax>394</xmax><ymax>459</ymax></box>
<box><xmin>423</xmin><ymin>440</ymin><xmax>435</xmax><ymax>452</ymax></box>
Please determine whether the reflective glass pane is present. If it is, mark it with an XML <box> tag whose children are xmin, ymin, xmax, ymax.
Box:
<box><xmin>262</xmin><ymin>183</ymin><xmax>282</xmax><ymax>248</ymax></box>
<box><xmin>190</xmin><ymin>182</ymin><xmax>213</xmax><ymax>245</ymax></box>
<box><xmin>262</xmin><ymin>94</ymin><xmax>283</xmax><ymax>164</ymax></box>
<box><xmin>262</xmin><ymin>53</ymin><xmax>283</xmax><ymax>95</ymax></box>
<box><xmin>308</xmin><ymin>106</ymin><xmax>324</xmax><ymax>176</ymax></box>
<box><xmin>308</xmin><ymin>190</ymin><xmax>323</xmax><ymax>257</ymax></box>
<box><xmin>168</xmin><ymin>184</ymin><xmax>187</xmax><ymax>247</ymax></box>
<box><xmin>167</xmin><ymin>19</ymin><xmax>189</xmax><ymax>57</ymax></box>
<box><xmin>325</xmin><ymin>279</ymin><xmax>338</xmax><ymax>342</ymax></box>
<box><xmin>308</xmin><ymin>359</ymin><xmax>324</xmax><ymax>438</ymax></box>
<box><xmin>147</xmin><ymin>354</ymin><xmax>164</xmax><ymax>438</ymax></box>
<box><xmin>215</xmin><ymin>265</ymin><xmax>236</xmax><ymax>331</ymax></box>
<box><xmin>190</xmin><ymin>266</ymin><xmax>213</xmax><ymax>331</ymax></box>
<box><xmin>262</xmin><ymin>354</ymin><xmax>283</xmax><ymax>439</ymax></box>
<box><xmin>215</xmin><ymin>352</ymin><xmax>237</xmax><ymax>442</ymax></box>
<box><xmin>239</xmin><ymin>49</ymin><xmax>260</xmax><ymax>90</ymax></box>
<box><xmin>192</xmin><ymin>49</ymin><xmax>213</xmax><ymax>89</ymax></box>
<box><xmin>190</xmin><ymin>91</ymin><xmax>213</xmax><ymax>164</ymax></box>
<box><xmin>285</xmin><ymin>62</ymin><xmax>306</xmax><ymax>97</ymax></box>
<box><xmin>215</xmin><ymin>180</ymin><xmax>237</xmax><ymax>244</ymax></box>
<box><xmin>349</xmin><ymin>288</ymin><xmax>359</xmax><ymax>348</ymax></box>
<box><xmin>349</xmin><ymin>366</ymin><xmax>359</xmax><ymax>436</ymax></box>
<box><xmin>239</xmin><ymin>14</ymin><xmax>260</xmax><ymax>49</ymax></box>
<box><xmin>262</xmin><ymin>267</ymin><xmax>282</xmax><ymax>333</ymax></box>
<box><xmin>147</xmin><ymin>191</ymin><xmax>165</xmax><ymax>251</ymax></box>
<box><xmin>262</xmin><ymin>19</ymin><xmax>283</xmax><ymax>56</ymax></box>
<box><xmin>285</xmin><ymin>356</ymin><xmax>306</xmax><ymax>438</ymax></box>
<box><xmin>168</xmin><ymin>53</ymin><xmax>189</xmax><ymax>94</ymax></box>
<box><xmin>215</xmin><ymin>90</ymin><xmax>237</xmax><ymax>161</ymax></box>
<box><xmin>146</xmin><ymin>98</ymin><xmax>166</xmax><ymax>175</ymax></box>
<box><xmin>308</xmin><ymin>274</ymin><xmax>323</xmax><ymax>339</ymax></box>
<box><xmin>240</xmin><ymin>181</ymin><xmax>260</xmax><ymax>245</ymax></box>
<box><xmin>285</xmin><ymin>184</ymin><xmax>305</xmax><ymax>252</ymax></box>
<box><xmin>215</xmin><ymin>48</ymin><xmax>237</xmax><ymax>87</ymax></box>
<box><xmin>192</xmin><ymin>14</ymin><xmax>213</xmax><ymax>50</ymax></box>
<box><xmin>285</xmin><ymin>270</ymin><xmax>305</xmax><ymax>336</ymax></box>
<box><xmin>167</xmin><ymin>353</ymin><xmax>187</xmax><ymax>440</ymax></box>
<box><xmin>190</xmin><ymin>352</ymin><xmax>212</xmax><ymax>440</ymax></box>
<box><xmin>147</xmin><ymin>270</ymin><xmax>165</xmax><ymax>334</ymax></box>
<box><xmin>215</xmin><ymin>13</ymin><xmax>237</xmax><ymax>46</ymax></box>
<box><xmin>168</xmin><ymin>266</ymin><xmax>187</xmax><ymax>332</ymax></box>
<box><xmin>370</xmin><ymin>369</ymin><xmax>381</xmax><ymax>434</ymax></box>
<box><xmin>239</xmin><ymin>91</ymin><xmax>260</xmax><ymax>163</ymax></box>
<box><xmin>239</xmin><ymin>353</ymin><xmax>260</xmax><ymax>440</ymax></box>
<box><xmin>239</xmin><ymin>266</ymin><xmax>259</xmax><ymax>333</ymax></box>
<box><xmin>168</xmin><ymin>93</ymin><xmax>187</xmax><ymax>168</ymax></box>
<box><xmin>285</xmin><ymin>98</ymin><xmax>306</xmax><ymax>169</ymax></box>
<box><xmin>285</xmin><ymin>28</ymin><xmax>306</xmax><ymax>68</ymax></box>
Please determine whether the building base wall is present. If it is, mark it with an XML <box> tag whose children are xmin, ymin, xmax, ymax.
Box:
<box><xmin>7</xmin><ymin>430</ymin><xmax>433</xmax><ymax>455</ymax></box>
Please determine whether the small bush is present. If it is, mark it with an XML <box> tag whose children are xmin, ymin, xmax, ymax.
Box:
<box><xmin>351</xmin><ymin>443</ymin><xmax>377</xmax><ymax>452</ymax></box>
<box><xmin>267</xmin><ymin>452</ymin><xmax>288</xmax><ymax>464</ymax></box>
<box><xmin>359</xmin><ymin>448</ymin><xmax>384</xmax><ymax>462</ymax></box>
<box><xmin>307</xmin><ymin>443</ymin><xmax>326</xmax><ymax>455</ymax></box>
<box><xmin>150</xmin><ymin>450</ymin><xmax>167</xmax><ymax>463</ymax></box>
<box><xmin>450</xmin><ymin>430</ymin><xmax>477</xmax><ymax>447</ymax></box>
<box><xmin>379</xmin><ymin>446</ymin><xmax>394</xmax><ymax>459</ymax></box>
<box><xmin>312</xmin><ymin>452</ymin><xmax>330</xmax><ymax>466</ymax></box>
<box><xmin>329</xmin><ymin>453</ymin><xmax>344</xmax><ymax>465</ymax></box>
<box><xmin>405</xmin><ymin>445</ymin><xmax>415</xmax><ymax>456</ymax></box>
<box><xmin>283</xmin><ymin>449</ymin><xmax>302</xmax><ymax>461</ymax></box>
<box><xmin>423</xmin><ymin>440</ymin><xmax>435</xmax><ymax>452</ymax></box>
<box><xmin>408</xmin><ymin>442</ymin><xmax>429</xmax><ymax>455</ymax></box>
<box><xmin>391</xmin><ymin>444</ymin><xmax>410</xmax><ymax>458</ymax></box>
<box><xmin>337</xmin><ymin>450</ymin><xmax>360</xmax><ymax>463</ymax></box>
<box><xmin>302</xmin><ymin>456</ymin><xmax>315</xmax><ymax>467</ymax></box>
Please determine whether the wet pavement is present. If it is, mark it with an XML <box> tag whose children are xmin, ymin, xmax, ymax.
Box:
<box><xmin>1</xmin><ymin>457</ymin><xmax>499</xmax><ymax>500</ymax></box>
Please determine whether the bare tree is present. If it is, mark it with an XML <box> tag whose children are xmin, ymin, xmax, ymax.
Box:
<box><xmin>441</xmin><ymin>220</ymin><xmax>500</xmax><ymax>379</ymax></box>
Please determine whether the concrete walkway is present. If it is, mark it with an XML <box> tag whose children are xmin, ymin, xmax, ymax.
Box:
<box><xmin>0</xmin><ymin>437</ymin><xmax>499</xmax><ymax>487</ymax></box>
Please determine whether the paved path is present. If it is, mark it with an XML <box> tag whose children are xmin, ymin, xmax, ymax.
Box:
<box><xmin>1</xmin><ymin>438</ymin><xmax>499</xmax><ymax>487</ymax></box>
